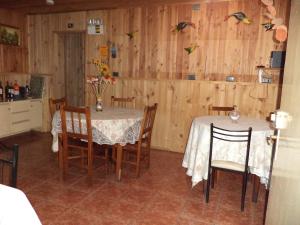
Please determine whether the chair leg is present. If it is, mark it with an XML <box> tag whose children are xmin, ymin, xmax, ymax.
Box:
<box><xmin>211</xmin><ymin>168</ymin><xmax>216</xmax><ymax>189</ymax></box>
<box><xmin>63</xmin><ymin>146</ymin><xmax>68</xmax><ymax>177</ymax></box>
<box><xmin>136</xmin><ymin>145</ymin><xmax>141</xmax><ymax>177</ymax></box>
<box><xmin>146</xmin><ymin>144</ymin><xmax>151</xmax><ymax>168</ymax></box>
<box><xmin>87</xmin><ymin>148</ymin><xmax>93</xmax><ymax>182</ymax></box>
<box><xmin>206</xmin><ymin>168</ymin><xmax>211</xmax><ymax>203</ymax></box>
<box><xmin>241</xmin><ymin>173</ymin><xmax>248</xmax><ymax>211</ymax></box>
<box><xmin>105</xmin><ymin>148</ymin><xmax>109</xmax><ymax>174</ymax></box>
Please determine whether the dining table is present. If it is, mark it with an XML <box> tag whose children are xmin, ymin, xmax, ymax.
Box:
<box><xmin>0</xmin><ymin>184</ymin><xmax>42</xmax><ymax>225</ymax></box>
<box><xmin>51</xmin><ymin>106</ymin><xmax>144</xmax><ymax>180</ymax></box>
<box><xmin>182</xmin><ymin>115</ymin><xmax>274</xmax><ymax>187</ymax></box>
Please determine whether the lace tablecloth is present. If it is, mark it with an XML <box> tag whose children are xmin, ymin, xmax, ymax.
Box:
<box><xmin>51</xmin><ymin>106</ymin><xmax>143</xmax><ymax>152</ymax></box>
<box><xmin>182</xmin><ymin>116</ymin><xmax>274</xmax><ymax>187</ymax></box>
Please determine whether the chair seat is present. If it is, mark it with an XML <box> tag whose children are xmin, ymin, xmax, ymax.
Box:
<box><xmin>211</xmin><ymin>160</ymin><xmax>245</xmax><ymax>172</ymax></box>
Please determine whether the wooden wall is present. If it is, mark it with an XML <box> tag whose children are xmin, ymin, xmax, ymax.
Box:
<box><xmin>0</xmin><ymin>9</ymin><xmax>28</xmax><ymax>73</ymax></box>
<box><xmin>27</xmin><ymin>0</ymin><xmax>289</xmax><ymax>152</ymax></box>
<box><xmin>85</xmin><ymin>0</ymin><xmax>289</xmax><ymax>82</ymax></box>
<box><xmin>103</xmin><ymin>79</ymin><xmax>278</xmax><ymax>151</ymax></box>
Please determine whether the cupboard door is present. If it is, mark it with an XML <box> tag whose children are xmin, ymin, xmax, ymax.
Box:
<box><xmin>0</xmin><ymin>103</ymin><xmax>11</xmax><ymax>137</ymax></box>
<box><xmin>29</xmin><ymin>100</ymin><xmax>42</xmax><ymax>129</ymax></box>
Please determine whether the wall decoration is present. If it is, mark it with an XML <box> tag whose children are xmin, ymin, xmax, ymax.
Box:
<box><xmin>184</xmin><ymin>44</ymin><xmax>199</xmax><ymax>55</ymax></box>
<box><xmin>262</xmin><ymin>22</ymin><xmax>274</xmax><ymax>31</ymax></box>
<box><xmin>126</xmin><ymin>30</ymin><xmax>138</xmax><ymax>40</ymax></box>
<box><xmin>99</xmin><ymin>45</ymin><xmax>108</xmax><ymax>58</ymax></box>
<box><xmin>87</xmin><ymin>18</ymin><xmax>104</xmax><ymax>35</ymax></box>
<box><xmin>261</xmin><ymin>0</ymin><xmax>288</xmax><ymax>42</ymax></box>
<box><xmin>0</xmin><ymin>24</ymin><xmax>20</xmax><ymax>46</ymax></box>
<box><xmin>172</xmin><ymin>22</ymin><xmax>196</xmax><ymax>33</ymax></box>
<box><xmin>224</xmin><ymin>12</ymin><xmax>252</xmax><ymax>24</ymax></box>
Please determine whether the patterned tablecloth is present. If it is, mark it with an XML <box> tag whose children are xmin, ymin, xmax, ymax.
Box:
<box><xmin>51</xmin><ymin>106</ymin><xmax>144</xmax><ymax>152</ymax></box>
<box><xmin>182</xmin><ymin>116</ymin><xmax>274</xmax><ymax>187</ymax></box>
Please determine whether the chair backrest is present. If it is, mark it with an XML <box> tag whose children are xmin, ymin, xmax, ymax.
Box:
<box><xmin>0</xmin><ymin>143</ymin><xmax>19</xmax><ymax>188</ymax></box>
<box><xmin>60</xmin><ymin>106</ymin><xmax>93</xmax><ymax>147</ymax></box>
<box><xmin>49</xmin><ymin>97</ymin><xmax>67</xmax><ymax>119</ymax></box>
<box><xmin>111</xmin><ymin>96</ymin><xmax>135</xmax><ymax>108</ymax></box>
<box><xmin>208</xmin><ymin>105</ymin><xmax>234</xmax><ymax>116</ymax></box>
<box><xmin>138</xmin><ymin>103</ymin><xmax>158</xmax><ymax>142</ymax></box>
<box><xmin>209</xmin><ymin>123</ymin><xmax>252</xmax><ymax>172</ymax></box>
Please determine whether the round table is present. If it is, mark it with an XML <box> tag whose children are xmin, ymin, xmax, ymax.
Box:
<box><xmin>51</xmin><ymin>106</ymin><xmax>144</xmax><ymax>180</ymax></box>
<box><xmin>182</xmin><ymin>116</ymin><xmax>274</xmax><ymax>187</ymax></box>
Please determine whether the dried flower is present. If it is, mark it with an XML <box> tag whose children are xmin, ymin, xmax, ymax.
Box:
<box><xmin>87</xmin><ymin>59</ymin><xmax>116</xmax><ymax>99</ymax></box>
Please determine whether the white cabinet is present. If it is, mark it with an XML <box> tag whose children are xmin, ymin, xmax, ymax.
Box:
<box><xmin>11</xmin><ymin>100</ymin><xmax>31</xmax><ymax>134</ymax></box>
<box><xmin>0</xmin><ymin>103</ymin><xmax>11</xmax><ymax>138</ymax></box>
<box><xmin>0</xmin><ymin>99</ymin><xmax>42</xmax><ymax>137</ymax></box>
<box><xmin>29</xmin><ymin>99</ymin><xmax>42</xmax><ymax>129</ymax></box>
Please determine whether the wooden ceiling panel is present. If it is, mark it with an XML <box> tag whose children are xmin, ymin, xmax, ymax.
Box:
<box><xmin>0</xmin><ymin>0</ymin><xmax>231</xmax><ymax>14</ymax></box>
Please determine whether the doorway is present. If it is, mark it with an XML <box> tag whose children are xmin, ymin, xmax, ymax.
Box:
<box><xmin>56</xmin><ymin>32</ymin><xmax>85</xmax><ymax>107</ymax></box>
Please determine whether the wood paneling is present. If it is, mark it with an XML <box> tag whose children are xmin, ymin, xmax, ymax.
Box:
<box><xmin>26</xmin><ymin>0</ymin><xmax>289</xmax><ymax>151</ymax></box>
<box><xmin>0</xmin><ymin>9</ymin><xmax>28</xmax><ymax>73</ymax></box>
<box><xmin>1</xmin><ymin>0</ymin><xmax>241</xmax><ymax>14</ymax></box>
<box><xmin>84</xmin><ymin>0</ymin><xmax>289</xmax><ymax>81</ymax></box>
<box><xmin>100</xmin><ymin>79</ymin><xmax>278</xmax><ymax>152</ymax></box>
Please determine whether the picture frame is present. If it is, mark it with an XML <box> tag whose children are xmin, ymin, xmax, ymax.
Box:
<box><xmin>0</xmin><ymin>24</ymin><xmax>21</xmax><ymax>46</ymax></box>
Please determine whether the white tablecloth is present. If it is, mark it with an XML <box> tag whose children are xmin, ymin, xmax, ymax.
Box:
<box><xmin>51</xmin><ymin>106</ymin><xmax>143</xmax><ymax>152</ymax></box>
<box><xmin>0</xmin><ymin>184</ymin><xmax>42</xmax><ymax>225</ymax></box>
<box><xmin>182</xmin><ymin>116</ymin><xmax>273</xmax><ymax>187</ymax></box>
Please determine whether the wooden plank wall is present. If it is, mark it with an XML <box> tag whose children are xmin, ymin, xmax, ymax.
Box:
<box><xmin>85</xmin><ymin>0</ymin><xmax>290</xmax><ymax>82</ymax></box>
<box><xmin>27</xmin><ymin>0</ymin><xmax>289</xmax><ymax>152</ymax></box>
<box><xmin>0</xmin><ymin>9</ymin><xmax>28</xmax><ymax>73</ymax></box>
<box><xmin>103</xmin><ymin>79</ymin><xmax>278</xmax><ymax>152</ymax></box>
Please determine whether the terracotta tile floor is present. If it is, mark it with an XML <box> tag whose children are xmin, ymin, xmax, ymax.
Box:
<box><xmin>1</xmin><ymin>132</ymin><xmax>266</xmax><ymax>225</ymax></box>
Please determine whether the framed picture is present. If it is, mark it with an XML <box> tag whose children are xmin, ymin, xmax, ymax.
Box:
<box><xmin>0</xmin><ymin>24</ymin><xmax>21</xmax><ymax>46</ymax></box>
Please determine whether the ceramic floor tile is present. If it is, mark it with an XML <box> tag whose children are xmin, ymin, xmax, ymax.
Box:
<box><xmin>0</xmin><ymin>132</ymin><xmax>266</xmax><ymax>225</ymax></box>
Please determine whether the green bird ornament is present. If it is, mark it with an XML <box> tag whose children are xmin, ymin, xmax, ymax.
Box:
<box><xmin>172</xmin><ymin>21</ymin><xmax>196</xmax><ymax>33</ymax></box>
<box><xmin>224</xmin><ymin>12</ymin><xmax>252</xmax><ymax>24</ymax></box>
<box><xmin>184</xmin><ymin>44</ymin><xmax>199</xmax><ymax>55</ymax></box>
<box><xmin>126</xmin><ymin>30</ymin><xmax>138</xmax><ymax>40</ymax></box>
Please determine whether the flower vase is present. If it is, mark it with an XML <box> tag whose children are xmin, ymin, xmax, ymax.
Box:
<box><xmin>96</xmin><ymin>97</ymin><xmax>103</xmax><ymax>111</ymax></box>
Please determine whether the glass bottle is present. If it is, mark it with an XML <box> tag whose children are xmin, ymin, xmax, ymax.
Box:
<box><xmin>13</xmin><ymin>80</ymin><xmax>20</xmax><ymax>99</ymax></box>
<box><xmin>0</xmin><ymin>82</ymin><xmax>3</xmax><ymax>102</ymax></box>
<box><xmin>5</xmin><ymin>81</ymin><xmax>9</xmax><ymax>101</ymax></box>
<box><xmin>9</xmin><ymin>82</ymin><xmax>14</xmax><ymax>101</ymax></box>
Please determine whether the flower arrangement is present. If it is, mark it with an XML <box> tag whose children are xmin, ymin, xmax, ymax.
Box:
<box><xmin>87</xmin><ymin>59</ymin><xmax>116</xmax><ymax>110</ymax></box>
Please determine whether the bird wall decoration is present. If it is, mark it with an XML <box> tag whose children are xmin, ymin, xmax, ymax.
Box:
<box><xmin>184</xmin><ymin>44</ymin><xmax>199</xmax><ymax>55</ymax></box>
<box><xmin>262</xmin><ymin>22</ymin><xmax>275</xmax><ymax>31</ymax></box>
<box><xmin>172</xmin><ymin>21</ymin><xmax>196</xmax><ymax>33</ymax></box>
<box><xmin>126</xmin><ymin>30</ymin><xmax>138</xmax><ymax>40</ymax></box>
<box><xmin>261</xmin><ymin>0</ymin><xmax>288</xmax><ymax>42</ymax></box>
<box><xmin>224</xmin><ymin>12</ymin><xmax>252</xmax><ymax>24</ymax></box>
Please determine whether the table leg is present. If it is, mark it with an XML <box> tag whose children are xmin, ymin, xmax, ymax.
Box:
<box><xmin>116</xmin><ymin>144</ymin><xmax>123</xmax><ymax>181</ymax></box>
<box><xmin>252</xmin><ymin>175</ymin><xmax>260</xmax><ymax>202</ymax></box>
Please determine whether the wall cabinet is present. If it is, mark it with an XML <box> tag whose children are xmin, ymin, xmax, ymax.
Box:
<box><xmin>0</xmin><ymin>99</ymin><xmax>42</xmax><ymax>138</ymax></box>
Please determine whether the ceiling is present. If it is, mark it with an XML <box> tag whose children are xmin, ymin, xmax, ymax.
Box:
<box><xmin>0</xmin><ymin>0</ymin><xmax>227</xmax><ymax>14</ymax></box>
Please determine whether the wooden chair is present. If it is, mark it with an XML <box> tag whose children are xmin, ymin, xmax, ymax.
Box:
<box><xmin>60</xmin><ymin>106</ymin><xmax>108</xmax><ymax>181</ymax></box>
<box><xmin>49</xmin><ymin>97</ymin><xmax>67</xmax><ymax>165</ymax></box>
<box><xmin>49</xmin><ymin>97</ymin><xmax>67</xmax><ymax>119</ymax></box>
<box><xmin>113</xmin><ymin>103</ymin><xmax>158</xmax><ymax>177</ymax></box>
<box><xmin>208</xmin><ymin>105</ymin><xmax>235</xmax><ymax>116</ymax></box>
<box><xmin>0</xmin><ymin>143</ymin><xmax>19</xmax><ymax>188</ymax></box>
<box><xmin>206</xmin><ymin>123</ymin><xmax>252</xmax><ymax>211</ymax></box>
<box><xmin>111</xmin><ymin>96</ymin><xmax>135</xmax><ymax>108</ymax></box>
